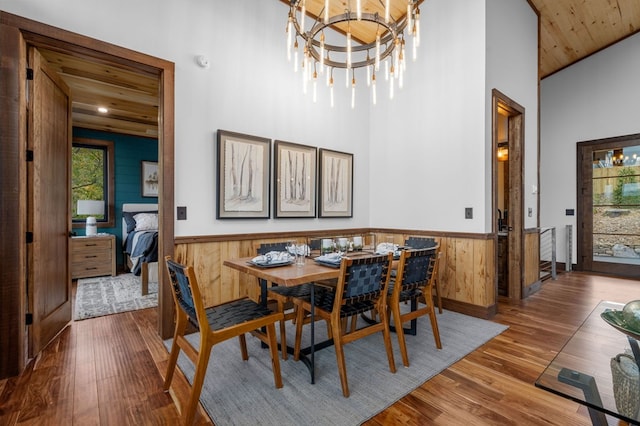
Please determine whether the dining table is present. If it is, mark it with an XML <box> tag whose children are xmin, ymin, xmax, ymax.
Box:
<box><xmin>223</xmin><ymin>249</ymin><xmax>404</xmax><ymax>383</ymax></box>
<box><xmin>223</xmin><ymin>255</ymin><xmax>342</xmax><ymax>383</ymax></box>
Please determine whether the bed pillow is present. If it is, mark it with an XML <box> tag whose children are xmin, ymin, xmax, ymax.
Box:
<box><xmin>123</xmin><ymin>210</ymin><xmax>156</xmax><ymax>233</ymax></box>
<box><xmin>133</xmin><ymin>212</ymin><xmax>158</xmax><ymax>231</ymax></box>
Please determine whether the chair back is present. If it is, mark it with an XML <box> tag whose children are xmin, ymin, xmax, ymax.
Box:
<box><xmin>404</xmin><ymin>236</ymin><xmax>437</xmax><ymax>249</ymax></box>
<box><xmin>165</xmin><ymin>257</ymin><xmax>206</xmax><ymax>330</ymax></box>
<box><xmin>257</xmin><ymin>242</ymin><xmax>288</xmax><ymax>254</ymax></box>
<box><xmin>335</xmin><ymin>254</ymin><xmax>393</xmax><ymax>310</ymax></box>
<box><xmin>394</xmin><ymin>246</ymin><xmax>439</xmax><ymax>297</ymax></box>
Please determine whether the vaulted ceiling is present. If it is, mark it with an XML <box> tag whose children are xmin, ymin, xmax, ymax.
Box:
<box><xmin>39</xmin><ymin>0</ymin><xmax>640</xmax><ymax>138</ymax></box>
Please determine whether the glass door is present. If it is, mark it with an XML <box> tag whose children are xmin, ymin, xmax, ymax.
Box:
<box><xmin>578</xmin><ymin>136</ymin><xmax>640</xmax><ymax>276</ymax></box>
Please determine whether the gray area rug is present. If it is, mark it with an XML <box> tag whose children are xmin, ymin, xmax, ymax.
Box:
<box><xmin>74</xmin><ymin>273</ymin><xmax>158</xmax><ymax>320</ymax></box>
<box><xmin>165</xmin><ymin>308</ymin><xmax>508</xmax><ymax>425</ymax></box>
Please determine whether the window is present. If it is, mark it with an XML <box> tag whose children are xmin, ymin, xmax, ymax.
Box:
<box><xmin>71</xmin><ymin>138</ymin><xmax>115</xmax><ymax>228</ymax></box>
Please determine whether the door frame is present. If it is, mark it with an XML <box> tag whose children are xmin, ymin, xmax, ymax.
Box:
<box><xmin>576</xmin><ymin>133</ymin><xmax>640</xmax><ymax>277</ymax></box>
<box><xmin>0</xmin><ymin>11</ymin><xmax>175</xmax><ymax>378</ymax></box>
<box><xmin>492</xmin><ymin>89</ymin><xmax>525</xmax><ymax>301</ymax></box>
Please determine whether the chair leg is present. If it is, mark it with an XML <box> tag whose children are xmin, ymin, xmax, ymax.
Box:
<box><xmin>434</xmin><ymin>278</ymin><xmax>443</xmax><ymax>314</ymax></box>
<box><xmin>293</xmin><ymin>304</ymin><xmax>306</xmax><ymax>361</ymax></box>
<box><xmin>183</xmin><ymin>342</ymin><xmax>213</xmax><ymax>426</ymax></box>
<box><xmin>380</xmin><ymin>305</ymin><xmax>397</xmax><ymax>374</ymax></box>
<box><xmin>164</xmin><ymin>313</ymin><xmax>187</xmax><ymax>390</ymax></box>
<box><xmin>428</xmin><ymin>305</ymin><xmax>443</xmax><ymax>349</ymax></box>
<box><xmin>238</xmin><ymin>334</ymin><xmax>248</xmax><ymax>360</ymax></box>
<box><xmin>265</xmin><ymin>322</ymin><xmax>284</xmax><ymax>388</ymax></box>
<box><xmin>392</xmin><ymin>304</ymin><xmax>410</xmax><ymax>367</ymax></box>
<box><xmin>332</xmin><ymin>320</ymin><xmax>350</xmax><ymax>397</ymax></box>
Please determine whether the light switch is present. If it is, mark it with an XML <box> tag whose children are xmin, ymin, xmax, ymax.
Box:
<box><xmin>177</xmin><ymin>206</ymin><xmax>187</xmax><ymax>220</ymax></box>
<box><xmin>465</xmin><ymin>207</ymin><xmax>473</xmax><ymax>219</ymax></box>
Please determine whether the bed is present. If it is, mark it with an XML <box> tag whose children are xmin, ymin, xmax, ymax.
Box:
<box><xmin>122</xmin><ymin>203</ymin><xmax>159</xmax><ymax>295</ymax></box>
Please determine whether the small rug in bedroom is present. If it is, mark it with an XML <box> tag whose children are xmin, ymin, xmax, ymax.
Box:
<box><xmin>74</xmin><ymin>273</ymin><xmax>158</xmax><ymax>320</ymax></box>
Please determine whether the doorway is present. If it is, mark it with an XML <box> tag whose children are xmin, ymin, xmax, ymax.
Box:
<box><xmin>577</xmin><ymin>133</ymin><xmax>640</xmax><ymax>277</ymax></box>
<box><xmin>0</xmin><ymin>11</ymin><xmax>175</xmax><ymax>378</ymax></box>
<box><xmin>492</xmin><ymin>89</ymin><xmax>525</xmax><ymax>301</ymax></box>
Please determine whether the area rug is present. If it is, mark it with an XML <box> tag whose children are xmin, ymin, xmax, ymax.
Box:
<box><xmin>74</xmin><ymin>273</ymin><xmax>158</xmax><ymax>320</ymax></box>
<box><xmin>165</xmin><ymin>308</ymin><xmax>508</xmax><ymax>425</ymax></box>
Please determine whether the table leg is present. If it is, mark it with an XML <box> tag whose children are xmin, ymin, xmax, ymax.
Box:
<box><xmin>557</xmin><ymin>368</ymin><xmax>608</xmax><ymax>426</ymax></box>
<box><xmin>310</xmin><ymin>282</ymin><xmax>315</xmax><ymax>384</ymax></box>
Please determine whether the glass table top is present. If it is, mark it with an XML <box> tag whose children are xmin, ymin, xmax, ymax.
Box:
<box><xmin>535</xmin><ymin>300</ymin><xmax>640</xmax><ymax>425</ymax></box>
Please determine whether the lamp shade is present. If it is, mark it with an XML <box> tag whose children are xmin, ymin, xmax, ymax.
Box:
<box><xmin>77</xmin><ymin>200</ymin><xmax>104</xmax><ymax>216</ymax></box>
<box><xmin>77</xmin><ymin>200</ymin><xmax>104</xmax><ymax>236</ymax></box>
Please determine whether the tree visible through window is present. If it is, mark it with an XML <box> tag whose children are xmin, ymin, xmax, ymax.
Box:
<box><xmin>71</xmin><ymin>138</ymin><xmax>114</xmax><ymax>225</ymax></box>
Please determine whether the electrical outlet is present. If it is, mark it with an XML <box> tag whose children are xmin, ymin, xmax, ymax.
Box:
<box><xmin>177</xmin><ymin>206</ymin><xmax>187</xmax><ymax>220</ymax></box>
<box><xmin>465</xmin><ymin>207</ymin><xmax>473</xmax><ymax>219</ymax></box>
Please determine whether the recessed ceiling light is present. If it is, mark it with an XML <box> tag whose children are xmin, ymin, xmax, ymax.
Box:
<box><xmin>97</xmin><ymin>107</ymin><xmax>108</xmax><ymax>113</ymax></box>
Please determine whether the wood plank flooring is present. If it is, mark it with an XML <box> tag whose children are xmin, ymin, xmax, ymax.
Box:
<box><xmin>1</xmin><ymin>271</ymin><xmax>638</xmax><ymax>425</ymax></box>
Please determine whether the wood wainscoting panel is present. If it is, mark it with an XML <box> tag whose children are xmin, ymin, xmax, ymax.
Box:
<box><xmin>175</xmin><ymin>232</ymin><xmax>497</xmax><ymax>318</ymax></box>
<box><xmin>524</xmin><ymin>230</ymin><xmax>541</xmax><ymax>294</ymax></box>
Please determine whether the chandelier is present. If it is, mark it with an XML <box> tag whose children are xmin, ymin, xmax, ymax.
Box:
<box><xmin>286</xmin><ymin>0</ymin><xmax>421</xmax><ymax>108</ymax></box>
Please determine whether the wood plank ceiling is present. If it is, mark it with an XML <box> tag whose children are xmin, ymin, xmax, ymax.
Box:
<box><xmin>39</xmin><ymin>0</ymin><xmax>640</xmax><ymax>138</ymax></box>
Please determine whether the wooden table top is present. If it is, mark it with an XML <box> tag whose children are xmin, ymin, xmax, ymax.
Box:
<box><xmin>223</xmin><ymin>256</ymin><xmax>341</xmax><ymax>287</ymax></box>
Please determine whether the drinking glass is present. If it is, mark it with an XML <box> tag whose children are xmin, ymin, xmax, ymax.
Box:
<box><xmin>337</xmin><ymin>237</ymin><xmax>349</xmax><ymax>252</ymax></box>
<box><xmin>321</xmin><ymin>238</ymin><xmax>334</xmax><ymax>254</ymax></box>
<box><xmin>352</xmin><ymin>236</ymin><xmax>363</xmax><ymax>251</ymax></box>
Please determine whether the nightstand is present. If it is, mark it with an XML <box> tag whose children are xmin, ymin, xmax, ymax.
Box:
<box><xmin>71</xmin><ymin>234</ymin><xmax>116</xmax><ymax>279</ymax></box>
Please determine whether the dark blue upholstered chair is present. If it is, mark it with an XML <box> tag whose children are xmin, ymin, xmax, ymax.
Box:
<box><xmin>403</xmin><ymin>237</ymin><xmax>442</xmax><ymax>313</ymax></box>
<box><xmin>390</xmin><ymin>246</ymin><xmax>442</xmax><ymax>367</ymax></box>
<box><xmin>163</xmin><ymin>256</ymin><xmax>284</xmax><ymax>425</ymax></box>
<box><xmin>292</xmin><ymin>253</ymin><xmax>397</xmax><ymax>397</ymax></box>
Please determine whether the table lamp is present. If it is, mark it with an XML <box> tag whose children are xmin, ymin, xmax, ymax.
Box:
<box><xmin>77</xmin><ymin>200</ymin><xmax>104</xmax><ymax>236</ymax></box>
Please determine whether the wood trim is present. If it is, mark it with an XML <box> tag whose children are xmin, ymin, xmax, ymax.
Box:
<box><xmin>174</xmin><ymin>229</ymin><xmax>494</xmax><ymax>245</ymax></box>
<box><xmin>576</xmin><ymin>133</ymin><xmax>640</xmax><ymax>277</ymax></box>
<box><xmin>0</xmin><ymin>22</ymin><xmax>27</xmax><ymax>379</ymax></box>
<box><xmin>0</xmin><ymin>10</ymin><xmax>176</xmax><ymax>356</ymax></box>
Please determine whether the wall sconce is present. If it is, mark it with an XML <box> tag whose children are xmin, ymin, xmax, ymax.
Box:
<box><xmin>497</xmin><ymin>142</ymin><xmax>509</xmax><ymax>162</ymax></box>
<box><xmin>77</xmin><ymin>200</ymin><xmax>104</xmax><ymax>236</ymax></box>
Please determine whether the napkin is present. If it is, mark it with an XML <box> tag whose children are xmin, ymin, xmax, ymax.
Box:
<box><xmin>315</xmin><ymin>252</ymin><xmax>344</xmax><ymax>264</ymax></box>
<box><xmin>376</xmin><ymin>243</ymin><xmax>399</xmax><ymax>255</ymax></box>
<box><xmin>251</xmin><ymin>251</ymin><xmax>292</xmax><ymax>264</ymax></box>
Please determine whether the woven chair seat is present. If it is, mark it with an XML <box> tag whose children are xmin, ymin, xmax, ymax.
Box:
<box><xmin>268</xmin><ymin>283</ymin><xmax>313</xmax><ymax>299</ymax></box>
<box><xmin>204</xmin><ymin>299</ymin><xmax>278</xmax><ymax>331</ymax></box>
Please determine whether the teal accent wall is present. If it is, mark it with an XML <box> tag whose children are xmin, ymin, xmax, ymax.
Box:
<box><xmin>73</xmin><ymin>128</ymin><xmax>158</xmax><ymax>268</ymax></box>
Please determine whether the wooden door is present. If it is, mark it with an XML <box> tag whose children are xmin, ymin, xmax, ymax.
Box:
<box><xmin>27</xmin><ymin>47</ymin><xmax>72</xmax><ymax>356</ymax></box>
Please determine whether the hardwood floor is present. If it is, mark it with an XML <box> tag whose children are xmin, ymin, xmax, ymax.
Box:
<box><xmin>0</xmin><ymin>271</ymin><xmax>637</xmax><ymax>425</ymax></box>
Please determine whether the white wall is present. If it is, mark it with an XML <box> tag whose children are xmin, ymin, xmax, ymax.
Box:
<box><xmin>1</xmin><ymin>0</ymin><xmax>539</xmax><ymax>237</ymax></box>
<box><xmin>369</xmin><ymin>0</ymin><xmax>538</xmax><ymax>234</ymax></box>
<box><xmin>540</xmin><ymin>32</ymin><xmax>640</xmax><ymax>263</ymax></box>
<box><xmin>369</xmin><ymin>0</ymin><xmax>487</xmax><ymax>233</ymax></box>
<box><xmin>486</xmin><ymin>0</ymin><xmax>539</xmax><ymax>230</ymax></box>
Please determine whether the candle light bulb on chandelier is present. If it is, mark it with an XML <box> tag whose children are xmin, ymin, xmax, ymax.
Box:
<box><xmin>329</xmin><ymin>76</ymin><xmax>335</xmax><ymax>108</ymax></box>
<box><xmin>286</xmin><ymin>15</ymin><xmax>293</xmax><ymax>61</ymax></box>
<box><xmin>293</xmin><ymin>40</ymin><xmax>299</xmax><ymax>72</ymax></box>
<box><xmin>372</xmin><ymin>73</ymin><xmax>377</xmax><ymax>105</ymax></box>
<box><xmin>313</xmin><ymin>70</ymin><xmax>318</xmax><ymax>103</ymax></box>
<box><xmin>375</xmin><ymin>32</ymin><xmax>381</xmax><ymax>71</ymax></box>
<box><xmin>356</xmin><ymin>0</ymin><xmax>362</xmax><ymax>20</ymax></box>
<box><xmin>351</xmin><ymin>75</ymin><xmax>356</xmax><ymax>109</ymax></box>
<box><xmin>324</xmin><ymin>0</ymin><xmax>329</xmax><ymax>24</ymax></box>
<box><xmin>385</xmin><ymin>0</ymin><xmax>390</xmax><ymax>23</ymax></box>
